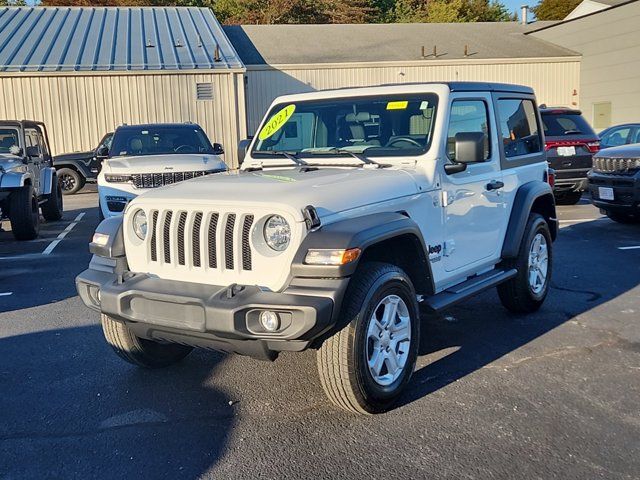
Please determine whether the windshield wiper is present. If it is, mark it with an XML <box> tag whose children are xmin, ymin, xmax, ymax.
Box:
<box><xmin>308</xmin><ymin>148</ymin><xmax>382</xmax><ymax>167</ymax></box>
<box><xmin>262</xmin><ymin>150</ymin><xmax>307</xmax><ymax>166</ymax></box>
<box><xmin>563</xmin><ymin>129</ymin><xmax>583</xmax><ymax>135</ymax></box>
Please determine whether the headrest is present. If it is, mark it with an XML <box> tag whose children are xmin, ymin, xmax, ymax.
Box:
<box><xmin>130</xmin><ymin>138</ymin><xmax>143</xmax><ymax>151</ymax></box>
<box><xmin>345</xmin><ymin>112</ymin><xmax>371</xmax><ymax>123</ymax></box>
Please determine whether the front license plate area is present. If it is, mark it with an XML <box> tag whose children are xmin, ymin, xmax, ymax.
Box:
<box><xmin>557</xmin><ymin>146</ymin><xmax>576</xmax><ymax>156</ymax></box>
<box><xmin>598</xmin><ymin>187</ymin><xmax>614</xmax><ymax>201</ymax></box>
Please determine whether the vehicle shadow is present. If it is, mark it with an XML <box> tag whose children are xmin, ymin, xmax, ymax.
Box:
<box><xmin>0</xmin><ymin>324</ymin><xmax>234</xmax><ymax>479</ymax></box>
<box><xmin>398</xmin><ymin>217</ymin><xmax>640</xmax><ymax>408</ymax></box>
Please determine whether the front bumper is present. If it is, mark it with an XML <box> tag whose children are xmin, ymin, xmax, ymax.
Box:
<box><xmin>588</xmin><ymin>170</ymin><xmax>640</xmax><ymax>212</ymax></box>
<box><xmin>76</xmin><ymin>263</ymin><xmax>348</xmax><ymax>361</ymax></box>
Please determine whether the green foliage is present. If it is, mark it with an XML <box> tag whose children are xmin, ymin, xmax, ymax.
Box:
<box><xmin>531</xmin><ymin>0</ymin><xmax>581</xmax><ymax>20</ymax></box>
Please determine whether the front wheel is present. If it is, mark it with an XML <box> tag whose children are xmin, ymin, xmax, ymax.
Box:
<box><xmin>498</xmin><ymin>214</ymin><xmax>553</xmax><ymax>313</ymax></box>
<box><xmin>8</xmin><ymin>185</ymin><xmax>40</xmax><ymax>240</ymax></box>
<box><xmin>101</xmin><ymin>314</ymin><xmax>193</xmax><ymax>368</ymax></box>
<box><xmin>317</xmin><ymin>262</ymin><xmax>420</xmax><ymax>414</ymax></box>
<box><xmin>57</xmin><ymin>167</ymin><xmax>85</xmax><ymax>195</ymax></box>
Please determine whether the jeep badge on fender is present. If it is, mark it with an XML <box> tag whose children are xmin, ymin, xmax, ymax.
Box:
<box><xmin>76</xmin><ymin>83</ymin><xmax>557</xmax><ymax>414</ymax></box>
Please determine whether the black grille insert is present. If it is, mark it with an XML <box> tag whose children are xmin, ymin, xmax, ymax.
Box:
<box><xmin>150</xmin><ymin>211</ymin><xmax>158</xmax><ymax>262</ymax></box>
<box><xmin>177</xmin><ymin>212</ymin><xmax>187</xmax><ymax>266</ymax></box>
<box><xmin>207</xmin><ymin>213</ymin><xmax>219</xmax><ymax>268</ymax></box>
<box><xmin>242</xmin><ymin>215</ymin><xmax>254</xmax><ymax>271</ymax></box>
<box><xmin>163</xmin><ymin>211</ymin><xmax>173</xmax><ymax>263</ymax></box>
<box><xmin>193</xmin><ymin>212</ymin><xmax>203</xmax><ymax>267</ymax></box>
<box><xmin>225</xmin><ymin>214</ymin><xmax>236</xmax><ymax>270</ymax></box>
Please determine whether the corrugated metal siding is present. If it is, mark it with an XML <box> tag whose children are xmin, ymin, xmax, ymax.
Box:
<box><xmin>244</xmin><ymin>60</ymin><xmax>581</xmax><ymax>133</ymax></box>
<box><xmin>0</xmin><ymin>7</ymin><xmax>243</xmax><ymax>72</ymax></box>
<box><xmin>0</xmin><ymin>72</ymin><xmax>247</xmax><ymax>166</ymax></box>
<box><xmin>531</xmin><ymin>2</ymin><xmax>640</xmax><ymax>127</ymax></box>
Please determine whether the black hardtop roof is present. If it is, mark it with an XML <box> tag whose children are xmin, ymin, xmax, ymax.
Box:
<box><xmin>0</xmin><ymin>120</ymin><xmax>45</xmax><ymax>128</ymax></box>
<box><xmin>377</xmin><ymin>81</ymin><xmax>534</xmax><ymax>95</ymax></box>
<box><xmin>115</xmin><ymin>122</ymin><xmax>204</xmax><ymax>130</ymax></box>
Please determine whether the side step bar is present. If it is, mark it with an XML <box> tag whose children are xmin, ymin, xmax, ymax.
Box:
<box><xmin>423</xmin><ymin>268</ymin><xmax>517</xmax><ymax>312</ymax></box>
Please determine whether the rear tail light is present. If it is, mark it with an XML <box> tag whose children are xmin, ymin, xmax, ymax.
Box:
<box><xmin>545</xmin><ymin>168</ymin><xmax>556</xmax><ymax>188</ymax></box>
<box><xmin>586</xmin><ymin>141</ymin><xmax>600</xmax><ymax>153</ymax></box>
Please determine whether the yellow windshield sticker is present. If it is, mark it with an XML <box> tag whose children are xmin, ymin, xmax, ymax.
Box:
<box><xmin>386</xmin><ymin>101</ymin><xmax>408</xmax><ymax>110</ymax></box>
<box><xmin>258</xmin><ymin>104</ymin><xmax>296</xmax><ymax>141</ymax></box>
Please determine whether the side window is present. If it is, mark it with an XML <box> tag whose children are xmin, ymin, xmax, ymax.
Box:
<box><xmin>25</xmin><ymin>129</ymin><xmax>42</xmax><ymax>155</ymax></box>
<box><xmin>447</xmin><ymin>100</ymin><xmax>490</xmax><ymax>161</ymax></box>
<box><xmin>601</xmin><ymin>127</ymin><xmax>630</xmax><ymax>148</ymax></box>
<box><xmin>497</xmin><ymin>99</ymin><xmax>542</xmax><ymax>158</ymax></box>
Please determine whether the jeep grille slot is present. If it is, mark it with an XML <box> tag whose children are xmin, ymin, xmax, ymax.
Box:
<box><xmin>192</xmin><ymin>212</ymin><xmax>203</xmax><ymax>267</ymax></box>
<box><xmin>131</xmin><ymin>170</ymin><xmax>214</xmax><ymax>189</ymax></box>
<box><xmin>207</xmin><ymin>213</ymin><xmax>219</xmax><ymax>268</ymax></box>
<box><xmin>163</xmin><ymin>211</ymin><xmax>173</xmax><ymax>264</ymax></box>
<box><xmin>224</xmin><ymin>214</ymin><xmax>236</xmax><ymax>270</ymax></box>
<box><xmin>242</xmin><ymin>215</ymin><xmax>254</xmax><ymax>271</ymax></box>
<box><xmin>177</xmin><ymin>212</ymin><xmax>187</xmax><ymax>266</ymax></box>
<box><xmin>150</xmin><ymin>211</ymin><xmax>159</xmax><ymax>262</ymax></box>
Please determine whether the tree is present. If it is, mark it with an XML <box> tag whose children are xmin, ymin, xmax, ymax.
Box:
<box><xmin>531</xmin><ymin>0</ymin><xmax>581</xmax><ymax>20</ymax></box>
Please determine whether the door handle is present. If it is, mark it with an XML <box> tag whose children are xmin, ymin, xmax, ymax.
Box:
<box><xmin>486</xmin><ymin>180</ymin><xmax>504</xmax><ymax>191</ymax></box>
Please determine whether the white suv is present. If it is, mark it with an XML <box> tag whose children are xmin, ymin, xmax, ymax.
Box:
<box><xmin>77</xmin><ymin>83</ymin><xmax>557</xmax><ymax>414</ymax></box>
<box><xmin>97</xmin><ymin>123</ymin><xmax>226</xmax><ymax>219</ymax></box>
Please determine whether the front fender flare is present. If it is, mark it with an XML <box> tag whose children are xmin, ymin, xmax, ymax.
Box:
<box><xmin>291</xmin><ymin>212</ymin><xmax>431</xmax><ymax>279</ymax></box>
<box><xmin>0</xmin><ymin>171</ymin><xmax>31</xmax><ymax>189</ymax></box>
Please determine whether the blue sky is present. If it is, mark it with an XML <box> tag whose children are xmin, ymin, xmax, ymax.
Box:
<box><xmin>504</xmin><ymin>0</ymin><xmax>536</xmax><ymax>20</ymax></box>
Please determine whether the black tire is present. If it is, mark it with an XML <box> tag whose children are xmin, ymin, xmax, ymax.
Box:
<box><xmin>41</xmin><ymin>176</ymin><xmax>64</xmax><ymax>221</ymax></box>
<box><xmin>317</xmin><ymin>262</ymin><xmax>420</xmax><ymax>414</ymax></box>
<box><xmin>57</xmin><ymin>167</ymin><xmax>85</xmax><ymax>195</ymax></box>
<box><xmin>555</xmin><ymin>191</ymin><xmax>582</xmax><ymax>205</ymax></box>
<box><xmin>101</xmin><ymin>314</ymin><xmax>193</xmax><ymax>368</ymax></box>
<box><xmin>606</xmin><ymin>211</ymin><xmax>640</xmax><ymax>224</ymax></box>
<box><xmin>8</xmin><ymin>185</ymin><xmax>40</xmax><ymax>241</ymax></box>
<box><xmin>498</xmin><ymin>214</ymin><xmax>553</xmax><ymax>313</ymax></box>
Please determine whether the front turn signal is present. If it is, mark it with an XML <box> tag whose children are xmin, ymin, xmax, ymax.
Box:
<box><xmin>92</xmin><ymin>232</ymin><xmax>110</xmax><ymax>246</ymax></box>
<box><xmin>304</xmin><ymin>248</ymin><xmax>361</xmax><ymax>266</ymax></box>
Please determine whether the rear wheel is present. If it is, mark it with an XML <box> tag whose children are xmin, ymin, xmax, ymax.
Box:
<box><xmin>8</xmin><ymin>185</ymin><xmax>40</xmax><ymax>240</ymax></box>
<box><xmin>317</xmin><ymin>262</ymin><xmax>419</xmax><ymax>414</ymax></box>
<box><xmin>606</xmin><ymin>211</ymin><xmax>640</xmax><ymax>224</ymax></box>
<box><xmin>555</xmin><ymin>191</ymin><xmax>582</xmax><ymax>205</ymax></box>
<box><xmin>41</xmin><ymin>176</ymin><xmax>64</xmax><ymax>221</ymax></box>
<box><xmin>101</xmin><ymin>314</ymin><xmax>193</xmax><ymax>368</ymax></box>
<box><xmin>498</xmin><ymin>214</ymin><xmax>552</xmax><ymax>313</ymax></box>
<box><xmin>57</xmin><ymin>167</ymin><xmax>85</xmax><ymax>195</ymax></box>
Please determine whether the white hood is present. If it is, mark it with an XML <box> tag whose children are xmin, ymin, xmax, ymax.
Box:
<box><xmin>133</xmin><ymin>167</ymin><xmax>420</xmax><ymax>221</ymax></box>
<box><xmin>103</xmin><ymin>154</ymin><xmax>226</xmax><ymax>174</ymax></box>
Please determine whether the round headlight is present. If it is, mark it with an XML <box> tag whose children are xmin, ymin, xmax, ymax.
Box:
<box><xmin>263</xmin><ymin>215</ymin><xmax>290</xmax><ymax>251</ymax></box>
<box><xmin>132</xmin><ymin>210</ymin><xmax>147</xmax><ymax>240</ymax></box>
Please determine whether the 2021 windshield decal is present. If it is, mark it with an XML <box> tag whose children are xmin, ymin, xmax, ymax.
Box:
<box><xmin>258</xmin><ymin>104</ymin><xmax>296</xmax><ymax>141</ymax></box>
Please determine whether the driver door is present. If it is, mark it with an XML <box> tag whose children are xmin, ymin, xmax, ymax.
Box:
<box><xmin>441</xmin><ymin>94</ymin><xmax>507</xmax><ymax>273</ymax></box>
<box><xmin>24</xmin><ymin>129</ymin><xmax>42</xmax><ymax>192</ymax></box>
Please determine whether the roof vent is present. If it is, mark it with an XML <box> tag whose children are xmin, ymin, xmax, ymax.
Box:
<box><xmin>196</xmin><ymin>83</ymin><xmax>214</xmax><ymax>101</ymax></box>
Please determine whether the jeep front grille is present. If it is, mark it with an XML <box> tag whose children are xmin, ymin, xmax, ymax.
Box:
<box><xmin>148</xmin><ymin>209</ymin><xmax>254</xmax><ymax>272</ymax></box>
<box><xmin>593</xmin><ymin>157</ymin><xmax>640</xmax><ymax>174</ymax></box>
<box><xmin>131</xmin><ymin>170</ymin><xmax>218</xmax><ymax>189</ymax></box>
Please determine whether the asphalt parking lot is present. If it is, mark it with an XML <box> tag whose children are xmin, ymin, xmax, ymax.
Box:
<box><xmin>1</xmin><ymin>190</ymin><xmax>639</xmax><ymax>479</ymax></box>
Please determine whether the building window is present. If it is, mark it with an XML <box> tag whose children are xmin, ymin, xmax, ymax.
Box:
<box><xmin>593</xmin><ymin>102</ymin><xmax>611</xmax><ymax>130</ymax></box>
<box><xmin>497</xmin><ymin>99</ymin><xmax>542</xmax><ymax>158</ymax></box>
<box><xmin>196</xmin><ymin>83</ymin><xmax>214</xmax><ymax>101</ymax></box>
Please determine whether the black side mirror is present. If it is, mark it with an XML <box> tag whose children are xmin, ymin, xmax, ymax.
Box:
<box><xmin>25</xmin><ymin>146</ymin><xmax>40</xmax><ymax>158</ymax></box>
<box><xmin>237</xmin><ymin>138</ymin><xmax>252</xmax><ymax>165</ymax></box>
<box><xmin>213</xmin><ymin>143</ymin><xmax>224</xmax><ymax>155</ymax></box>
<box><xmin>454</xmin><ymin>132</ymin><xmax>486</xmax><ymax>164</ymax></box>
<box><xmin>96</xmin><ymin>145</ymin><xmax>109</xmax><ymax>158</ymax></box>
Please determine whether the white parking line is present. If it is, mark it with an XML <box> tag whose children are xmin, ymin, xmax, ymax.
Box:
<box><xmin>618</xmin><ymin>246</ymin><xmax>640</xmax><ymax>251</ymax></box>
<box><xmin>42</xmin><ymin>212</ymin><xmax>85</xmax><ymax>256</ymax></box>
<box><xmin>0</xmin><ymin>292</ymin><xmax>13</xmax><ymax>296</ymax></box>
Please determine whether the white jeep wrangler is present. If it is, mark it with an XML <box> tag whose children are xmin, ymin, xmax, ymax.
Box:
<box><xmin>77</xmin><ymin>83</ymin><xmax>557</xmax><ymax>414</ymax></box>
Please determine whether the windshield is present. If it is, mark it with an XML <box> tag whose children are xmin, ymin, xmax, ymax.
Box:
<box><xmin>541</xmin><ymin>112</ymin><xmax>595</xmax><ymax>137</ymax></box>
<box><xmin>0</xmin><ymin>128</ymin><xmax>20</xmax><ymax>154</ymax></box>
<box><xmin>252</xmin><ymin>94</ymin><xmax>439</xmax><ymax>158</ymax></box>
<box><xmin>110</xmin><ymin>125</ymin><xmax>214</xmax><ymax>157</ymax></box>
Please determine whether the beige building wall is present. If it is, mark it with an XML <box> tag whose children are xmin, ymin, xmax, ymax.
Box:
<box><xmin>243</xmin><ymin>58</ymin><xmax>581</xmax><ymax>133</ymax></box>
<box><xmin>0</xmin><ymin>71</ymin><xmax>247</xmax><ymax>167</ymax></box>
<box><xmin>532</xmin><ymin>2</ymin><xmax>640</xmax><ymax>129</ymax></box>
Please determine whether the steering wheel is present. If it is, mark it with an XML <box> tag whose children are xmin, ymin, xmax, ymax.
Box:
<box><xmin>175</xmin><ymin>144</ymin><xmax>196</xmax><ymax>153</ymax></box>
<box><xmin>386</xmin><ymin>137</ymin><xmax>423</xmax><ymax>148</ymax></box>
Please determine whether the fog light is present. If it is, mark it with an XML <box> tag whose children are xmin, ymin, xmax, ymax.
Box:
<box><xmin>92</xmin><ymin>232</ymin><xmax>109</xmax><ymax>246</ymax></box>
<box><xmin>260</xmin><ymin>311</ymin><xmax>280</xmax><ymax>332</ymax></box>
